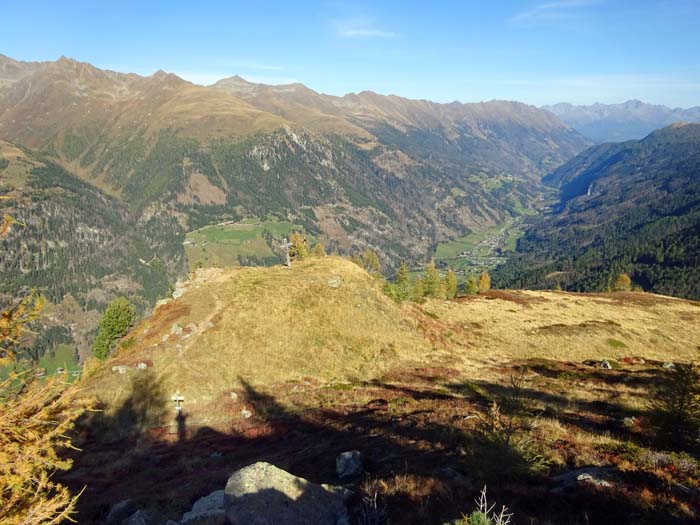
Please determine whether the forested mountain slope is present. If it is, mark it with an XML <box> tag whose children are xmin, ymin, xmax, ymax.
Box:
<box><xmin>494</xmin><ymin>123</ymin><xmax>700</xmax><ymax>299</ymax></box>
<box><xmin>0</xmin><ymin>55</ymin><xmax>589</xmax><ymax>265</ymax></box>
<box><xmin>0</xmin><ymin>141</ymin><xmax>184</xmax><ymax>357</ymax></box>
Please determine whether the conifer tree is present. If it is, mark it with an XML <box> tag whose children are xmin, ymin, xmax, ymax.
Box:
<box><xmin>651</xmin><ymin>363</ymin><xmax>700</xmax><ymax>450</ymax></box>
<box><xmin>478</xmin><ymin>271</ymin><xmax>491</xmax><ymax>293</ymax></box>
<box><xmin>92</xmin><ymin>297</ymin><xmax>136</xmax><ymax>360</ymax></box>
<box><xmin>463</xmin><ymin>274</ymin><xmax>479</xmax><ymax>296</ymax></box>
<box><xmin>424</xmin><ymin>261</ymin><xmax>441</xmax><ymax>298</ymax></box>
<box><xmin>444</xmin><ymin>269</ymin><xmax>458</xmax><ymax>299</ymax></box>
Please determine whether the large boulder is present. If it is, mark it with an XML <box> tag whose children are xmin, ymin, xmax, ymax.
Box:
<box><xmin>224</xmin><ymin>462</ymin><xmax>350</xmax><ymax>525</ymax></box>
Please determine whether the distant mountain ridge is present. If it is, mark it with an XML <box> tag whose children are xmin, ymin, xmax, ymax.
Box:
<box><xmin>544</xmin><ymin>99</ymin><xmax>700</xmax><ymax>142</ymax></box>
<box><xmin>494</xmin><ymin>122</ymin><xmax>700</xmax><ymax>299</ymax></box>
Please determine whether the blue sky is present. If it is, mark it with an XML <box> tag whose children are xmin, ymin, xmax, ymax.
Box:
<box><xmin>2</xmin><ymin>0</ymin><xmax>699</xmax><ymax>107</ymax></box>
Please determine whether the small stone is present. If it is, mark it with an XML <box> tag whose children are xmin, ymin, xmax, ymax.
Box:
<box><xmin>577</xmin><ymin>472</ymin><xmax>612</xmax><ymax>488</ymax></box>
<box><xmin>328</xmin><ymin>276</ymin><xmax>342</xmax><ymax>288</ymax></box>
<box><xmin>111</xmin><ymin>365</ymin><xmax>129</xmax><ymax>374</ymax></box>
<box><xmin>663</xmin><ymin>362</ymin><xmax>676</xmax><ymax>370</ymax></box>
<box><xmin>122</xmin><ymin>510</ymin><xmax>158</xmax><ymax>525</ymax></box>
<box><xmin>600</xmin><ymin>360</ymin><xmax>612</xmax><ymax>369</ymax></box>
<box><xmin>172</xmin><ymin>288</ymin><xmax>185</xmax><ymax>299</ymax></box>
<box><xmin>230</xmin><ymin>392</ymin><xmax>239</xmax><ymax>401</ymax></box>
<box><xmin>336</xmin><ymin>450</ymin><xmax>362</xmax><ymax>479</ymax></box>
<box><xmin>137</xmin><ymin>362</ymin><xmax>148</xmax><ymax>370</ymax></box>
<box><xmin>171</xmin><ymin>323</ymin><xmax>183</xmax><ymax>336</ymax></box>
<box><xmin>241</xmin><ymin>408</ymin><xmax>253</xmax><ymax>419</ymax></box>
<box><xmin>622</xmin><ymin>416</ymin><xmax>637</xmax><ymax>427</ymax></box>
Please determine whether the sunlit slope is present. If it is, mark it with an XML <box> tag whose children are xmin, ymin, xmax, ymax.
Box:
<box><xmin>82</xmin><ymin>257</ymin><xmax>700</xmax><ymax>429</ymax></box>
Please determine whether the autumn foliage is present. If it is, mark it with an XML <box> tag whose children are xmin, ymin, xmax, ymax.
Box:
<box><xmin>0</xmin><ymin>215</ymin><xmax>87</xmax><ymax>525</ymax></box>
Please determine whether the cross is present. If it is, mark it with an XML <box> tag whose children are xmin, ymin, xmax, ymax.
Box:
<box><xmin>171</xmin><ymin>391</ymin><xmax>185</xmax><ymax>412</ymax></box>
<box><xmin>281</xmin><ymin>237</ymin><xmax>293</xmax><ymax>268</ymax></box>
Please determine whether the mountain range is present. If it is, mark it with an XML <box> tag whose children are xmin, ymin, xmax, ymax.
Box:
<box><xmin>544</xmin><ymin>100</ymin><xmax>700</xmax><ymax>142</ymax></box>
<box><xmin>494</xmin><ymin>122</ymin><xmax>700</xmax><ymax>299</ymax></box>
<box><xmin>0</xmin><ymin>53</ymin><xmax>591</xmax><ymax>355</ymax></box>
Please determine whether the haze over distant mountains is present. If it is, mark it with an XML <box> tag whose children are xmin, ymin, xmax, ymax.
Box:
<box><xmin>544</xmin><ymin>100</ymin><xmax>700</xmax><ymax>143</ymax></box>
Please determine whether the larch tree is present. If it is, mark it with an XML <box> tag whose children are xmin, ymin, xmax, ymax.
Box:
<box><xmin>444</xmin><ymin>269</ymin><xmax>458</xmax><ymax>299</ymax></box>
<box><xmin>463</xmin><ymin>274</ymin><xmax>479</xmax><ymax>296</ymax></box>
<box><xmin>311</xmin><ymin>241</ymin><xmax>327</xmax><ymax>257</ymax></box>
<box><xmin>478</xmin><ymin>271</ymin><xmax>491</xmax><ymax>293</ymax></box>
<box><xmin>395</xmin><ymin>262</ymin><xmax>411</xmax><ymax>300</ymax></box>
<box><xmin>613</xmin><ymin>273</ymin><xmax>632</xmax><ymax>292</ymax></box>
<box><xmin>289</xmin><ymin>232</ymin><xmax>309</xmax><ymax>261</ymax></box>
<box><xmin>0</xmin><ymin>213</ymin><xmax>88</xmax><ymax>525</ymax></box>
<box><xmin>362</xmin><ymin>249</ymin><xmax>381</xmax><ymax>275</ymax></box>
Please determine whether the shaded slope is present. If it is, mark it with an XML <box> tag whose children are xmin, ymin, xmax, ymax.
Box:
<box><xmin>494</xmin><ymin>123</ymin><xmax>700</xmax><ymax>299</ymax></box>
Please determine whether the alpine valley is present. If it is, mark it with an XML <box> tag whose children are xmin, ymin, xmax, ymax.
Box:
<box><xmin>0</xmin><ymin>54</ymin><xmax>589</xmax><ymax>356</ymax></box>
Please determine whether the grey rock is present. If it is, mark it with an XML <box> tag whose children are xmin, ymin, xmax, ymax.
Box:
<box><xmin>172</xmin><ymin>288</ymin><xmax>185</xmax><ymax>299</ymax></box>
<box><xmin>663</xmin><ymin>362</ymin><xmax>676</xmax><ymax>370</ymax></box>
<box><xmin>171</xmin><ymin>323</ymin><xmax>184</xmax><ymax>336</ymax></box>
<box><xmin>600</xmin><ymin>360</ymin><xmax>612</xmax><ymax>370</ymax></box>
<box><xmin>224</xmin><ymin>462</ymin><xmax>350</xmax><ymax>525</ymax></box>
<box><xmin>438</xmin><ymin>467</ymin><xmax>473</xmax><ymax>489</ymax></box>
<box><xmin>551</xmin><ymin>467</ymin><xmax>615</xmax><ymax>493</ymax></box>
<box><xmin>111</xmin><ymin>365</ymin><xmax>129</xmax><ymax>374</ymax></box>
<box><xmin>122</xmin><ymin>510</ymin><xmax>158</xmax><ymax>525</ymax></box>
<box><xmin>181</xmin><ymin>489</ymin><xmax>226</xmax><ymax>524</ymax></box>
<box><xmin>336</xmin><ymin>450</ymin><xmax>362</xmax><ymax>479</ymax></box>
<box><xmin>106</xmin><ymin>499</ymin><xmax>137</xmax><ymax>524</ymax></box>
<box><xmin>240</xmin><ymin>408</ymin><xmax>252</xmax><ymax>419</ymax></box>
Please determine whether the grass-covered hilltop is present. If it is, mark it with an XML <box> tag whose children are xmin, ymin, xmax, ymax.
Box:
<box><xmin>55</xmin><ymin>254</ymin><xmax>700</xmax><ymax>524</ymax></box>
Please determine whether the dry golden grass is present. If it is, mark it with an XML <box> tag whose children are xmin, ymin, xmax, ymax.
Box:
<box><xmin>83</xmin><ymin>257</ymin><xmax>434</xmax><ymax>423</ymax></box>
<box><xmin>425</xmin><ymin>289</ymin><xmax>700</xmax><ymax>364</ymax></box>
<box><xmin>82</xmin><ymin>258</ymin><xmax>700</xmax><ymax>429</ymax></box>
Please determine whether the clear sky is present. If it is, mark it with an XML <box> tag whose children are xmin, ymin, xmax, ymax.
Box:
<box><xmin>2</xmin><ymin>0</ymin><xmax>699</xmax><ymax>107</ymax></box>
